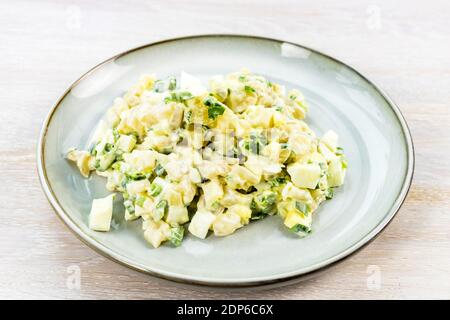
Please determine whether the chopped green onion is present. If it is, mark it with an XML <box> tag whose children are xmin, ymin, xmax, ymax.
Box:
<box><xmin>244</xmin><ymin>85</ymin><xmax>256</xmax><ymax>94</ymax></box>
<box><xmin>153</xmin><ymin>80</ymin><xmax>165</xmax><ymax>93</ymax></box>
<box><xmin>135</xmin><ymin>195</ymin><xmax>146</xmax><ymax>207</ymax></box>
<box><xmin>126</xmin><ymin>171</ymin><xmax>146</xmax><ymax>181</ymax></box>
<box><xmin>183</xmin><ymin>110</ymin><xmax>192</xmax><ymax>126</ymax></box>
<box><xmin>295</xmin><ymin>201</ymin><xmax>309</xmax><ymax>215</ymax></box>
<box><xmin>124</xmin><ymin>199</ymin><xmax>135</xmax><ymax>214</ymax></box>
<box><xmin>290</xmin><ymin>224</ymin><xmax>311</xmax><ymax>235</ymax></box>
<box><xmin>104</xmin><ymin>143</ymin><xmax>114</xmax><ymax>153</ymax></box>
<box><xmin>169</xmin><ymin>225</ymin><xmax>184</xmax><ymax>247</ymax></box>
<box><xmin>149</xmin><ymin>183</ymin><xmax>162</xmax><ymax>197</ymax></box>
<box><xmin>112</xmin><ymin>129</ymin><xmax>120</xmax><ymax>141</ymax></box>
<box><xmin>325</xmin><ymin>188</ymin><xmax>334</xmax><ymax>200</ymax></box>
<box><xmin>342</xmin><ymin>159</ymin><xmax>348</xmax><ymax>169</ymax></box>
<box><xmin>336</xmin><ymin>147</ymin><xmax>344</xmax><ymax>156</ymax></box>
<box><xmin>153</xmin><ymin>200</ymin><xmax>168</xmax><ymax>221</ymax></box>
<box><xmin>164</xmin><ymin>91</ymin><xmax>193</xmax><ymax>104</ymax></box>
<box><xmin>204</xmin><ymin>96</ymin><xmax>225</xmax><ymax>120</ymax></box>
<box><xmin>269</xmin><ymin>176</ymin><xmax>286</xmax><ymax>187</ymax></box>
<box><xmin>168</xmin><ymin>77</ymin><xmax>177</xmax><ymax>90</ymax></box>
<box><xmin>251</xmin><ymin>191</ymin><xmax>277</xmax><ymax>219</ymax></box>
<box><xmin>244</xmin><ymin>132</ymin><xmax>267</xmax><ymax>155</ymax></box>
<box><xmin>154</xmin><ymin>163</ymin><xmax>166</xmax><ymax>176</ymax></box>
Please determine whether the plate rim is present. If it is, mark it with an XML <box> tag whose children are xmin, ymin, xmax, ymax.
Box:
<box><xmin>36</xmin><ymin>34</ymin><xmax>415</xmax><ymax>287</ymax></box>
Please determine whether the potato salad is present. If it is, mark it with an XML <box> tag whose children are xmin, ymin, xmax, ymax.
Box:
<box><xmin>67</xmin><ymin>69</ymin><xmax>347</xmax><ymax>248</ymax></box>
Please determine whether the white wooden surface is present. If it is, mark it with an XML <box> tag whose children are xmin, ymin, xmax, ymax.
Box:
<box><xmin>1</xmin><ymin>0</ymin><xmax>449</xmax><ymax>299</ymax></box>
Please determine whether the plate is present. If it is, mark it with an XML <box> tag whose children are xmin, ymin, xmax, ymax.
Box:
<box><xmin>37</xmin><ymin>35</ymin><xmax>414</xmax><ymax>287</ymax></box>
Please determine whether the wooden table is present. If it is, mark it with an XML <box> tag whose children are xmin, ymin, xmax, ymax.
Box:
<box><xmin>1</xmin><ymin>0</ymin><xmax>449</xmax><ymax>299</ymax></box>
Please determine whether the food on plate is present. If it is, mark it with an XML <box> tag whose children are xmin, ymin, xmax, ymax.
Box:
<box><xmin>67</xmin><ymin>69</ymin><xmax>347</xmax><ymax>248</ymax></box>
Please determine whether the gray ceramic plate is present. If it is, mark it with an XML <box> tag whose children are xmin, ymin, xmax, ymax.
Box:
<box><xmin>37</xmin><ymin>35</ymin><xmax>414</xmax><ymax>287</ymax></box>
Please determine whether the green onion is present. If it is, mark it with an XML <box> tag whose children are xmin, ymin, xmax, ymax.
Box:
<box><xmin>269</xmin><ymin>176</ymin><xmax>286</xmax><ymax>187</ymax></box>
<box><xmin>104</xmin><ymin>143</ymin><xmax>114</xmax><ymax>153</ymax></box>
<box><xmin>112</xmin><ymin>129</ymin><xmax>120</xmax><ymax>141</ymax></box>
<box><xmin>251</xmin><ymin>191</ymin><xmax>277</xmax><ymax>219</ymax></box>
<box><xmin>244</xmin><ymin>85</ymin><xmax>256</xmax><ymax>94</ymax></box>
<box><xmin>295</xmin><ymin>201</ymin><xmax>309</xmax><ymax>215</ymax></box>
<box><xmin>149</xmin><ymin>183</ymin><xmax>162</xmax><ymax>197</ymax></box>
<box><xmin>169</xmin><ymin>225</ymin><xmax>184</xmax><ymax>247</ymax></box>
<box><xmin>204</xmin><ymin>96</ymin><xmax>225</xmax><ymax>120</ymax></box>
<box><xmin>124</xmin><ymin>199</ymin><xmax>135</xmax><ymax>214</ymax></box>
<box><xmin>90</xmin><ymin>143</ymin><xmax>98</xmax><ymax>156</ymax></box>
<box><xmin>290</xmin><ymin>224</ymin><xmax>311</xmax><ymax>235</ymax></box>
<box><xmin>325</xmin><ymin>188</ymin><xmax>334</xmax><ymax>200</ymax></box>
<box><xmin>154</xmin><ymin>163</ymin><xmax>166</xmax><ymax>176</ymax></box>
<box><xmin>126</xmin><ymin>171</ymin><xmax>146</xmax><ymax>181</ymax></box>
<box><xmin>336</xmin><ymin>147</ymin><xmax>344</xmax><ymax>156</ymax></box>
<box><xmin>153</xmin><ymin>80</ymin><xmax>165</xmax><ymax>93</ymax></box>
<box><xmin>94</xmin><ymin>159</ymin><xmax>101</xmax><ymax>170</ymax></box>
<box><xmin>183</xmin><ymin>110</ymin><xmax>192</xmax><ymax>126</ymax></box>
<box><xmin>244</xmin><ymin>132</ymin><xmax>267</xmax><ymax>155</ymax></box>
<box><xmin>168</xmin><ymin>77</ymin><xmax>177</xmax><ymax>90</ymax></box>
<box><xmin>164</xmin><ymin>91</ymin><xmax>193</xmax><ymax>104</ymax></box>
<box><xmin>342</xmin><ymin>159</ymin><xmax>348</xmax><ymax>169</ymax></box>
<box><xmin>153</xmin><ymin>200</ymin><xmax>168</xmax><ymax>221</ymax></box>
<box><xmin>135</xmin><ymin>195</ymin><xmax>146</xmax><ymax>207</ymax></box>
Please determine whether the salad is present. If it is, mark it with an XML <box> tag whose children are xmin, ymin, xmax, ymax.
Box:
<box><xmin>67</xmin><ymin>69</ymin><xmax>347</xmax><ymax>248</ymax></box>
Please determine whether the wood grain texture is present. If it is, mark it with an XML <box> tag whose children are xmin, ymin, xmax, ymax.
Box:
<box><xmin>0</xmin><ymin>0</ymin><xmax>449</xmax><ymax>299</ymax></box>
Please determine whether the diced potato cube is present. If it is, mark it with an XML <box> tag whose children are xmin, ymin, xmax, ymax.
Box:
<box><xmin>226</xmin><ymin>165</ymin><xmax>260</xmax><ymax>190</ymax></box>
<box><xmin>166</xmin><ymin>206</ymin><xmax>189</xmax><ymax>226</ymax></box>
<box><xmin>221</xmin><ymin>188</ymin><xmax>252</xmax><ymax>207</ymax></box>
<box><xmin>321</xmin><ymin>130</ymin><xmax>338</xmax><ymax>152</ymax></box>
<box><xmin>189</xmin><ymin>167</ymin><xmax>202</xmax><ymax>184</ymax></box>
<box><xmin>245</xmin><ymin>154</ymin><xmax>281</xmax><ymax>177</ymax></box>
<box><xmin>284</xmin><ymin>210</ymin><xmax>310</xmax><ymax>228</ymax></box>
<box><xmin>116</xmin><ymin>134</ymin><xmax>136</xmax><ymax>153</ymax></box>
<box><xmin>67</xmin><ymin>148</ymin><xmax>93</xmax><ymax>177</ymax></box>
<box><xmin>124</xmin><ymin>208</ymin><xmax>139</xmax><ymax>221</ymax></box>
<box><xmin>126</xmin><ymin>179</ymin><xmax>150</xmax><ymax>196</ymax></box>
<box><xmin>164</xmin><ymin>189</ymin><xmax>183</xmax><ymax>206</ymax></box>
<box><xmin>176</xmin><ymin>178</ymin><xmax>197</xmax><ymax>205</ymax></box>
<box><xmin>144</xmin><ymin>220</ymin><xmax>170</xmax><ymax>248</ymax></box>
<box><xmin>95</xmin><ymin>153</ymin><xmax>116</xmax><ymax>172</ymax></box>
<box><xmin>212</xmin><ymin>212</ymin><xmax>242</xmax><ymax>236</ymax></box>
<box><xmin>201</xmin><ymin>179</ymin><xmax>223</xmax><ymax>206</ymax></box>
<box><xmin>247</xmin><ymin>106</ymin><xmax>274</xmax><ymax>128</ymax></box>
<box><xmin>135</xmin><ymin>198</ymin><xmax>153</xmax><ymax>220</ymax></box>
<box><xmin>227</xmin><ymin>204</ymin><xmax>252</xmax><ymax>225</ymax></box>
<box><xmin>123</xmin><ymin>150</ymin><xmax>156</xmax><ymax>172</ymax></box>
<box><xmin>327</xmin><ymin>158</ymin><xmax>346</xmax><ymax>187</ymax></box>
<box><xmin>281</xmin><ymin>182</ymin><xmax>312</xmax><ymax>202</ymax></box>
<box><xmin>105</xmin><ymin>170</ymin><xmax>125</xmax><ymax>191</ymax></box>
<box><xmin>180</xmin><ymin>71</ymin><xmax>207</xmax><ymax>96</ymax></box>
<box><xmin>318</xmin><ymin>143</ymin><xmax>338</xmax><ymax>162</ymax></box>
<box><xmin>284</xmin><ymin>210</ymin><xmax>312</xmax><ymax>237</ymax></box>
<box><xmin>287</xmin><ymin>163</ymin><xmax>321</xmax><ymax>189</ymax></box>
<box><xmin>188</xmin><ymin>210</ymin><xmax>216</xmax><ymax>239</ymax></box>
<box><xmin>89</xmin><ymin>194</ymin><xmax>115</xmax><ymax>231</ymax></box>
